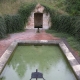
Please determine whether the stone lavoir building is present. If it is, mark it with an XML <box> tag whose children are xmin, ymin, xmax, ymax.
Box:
<box><xmin>26</xmin><ymin>4</ymin><xmax>51</xmax><ymax>30</ymax></box>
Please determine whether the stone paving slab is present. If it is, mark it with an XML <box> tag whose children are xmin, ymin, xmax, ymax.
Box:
<box><xmin>59</xmin><ymin>41</ymin><xmax>80</xmax><ymax>80</ymax></box>
<box><xmin>0</xmin><ymin>41</ymin><xmax>18</xmax><ymax>74</ymax></box>
<box><xmin>17</xmin><ymin>40</ymin><xmax>61</xmax><ymax>45</ymax></box>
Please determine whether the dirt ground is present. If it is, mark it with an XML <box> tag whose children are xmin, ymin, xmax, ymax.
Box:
<box><xmin>0</xmin><ymin>29</ymin><xmax>80</xmax><ymax>64</ymax></box>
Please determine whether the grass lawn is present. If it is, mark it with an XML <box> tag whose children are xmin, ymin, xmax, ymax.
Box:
<box><xmin>46</xmin><ymin>30</ymin><xmax>80</xmax><ymax>56</ymax></box>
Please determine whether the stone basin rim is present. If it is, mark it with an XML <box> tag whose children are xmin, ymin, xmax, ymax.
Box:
<box><xmin>0</xmin><ymin>40</ymin><xmax>80</xmax><ymax>80</ymax></box>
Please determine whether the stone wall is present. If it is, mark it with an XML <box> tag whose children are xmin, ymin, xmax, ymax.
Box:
<box><xmin>25</xmin><ymin>4</ymin><xmax>51</xmax><ymax>29</ymax></box>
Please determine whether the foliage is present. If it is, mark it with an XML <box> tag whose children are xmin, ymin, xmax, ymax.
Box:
<box><xmin>43</xmin><ymin>4</ymin><xmax>80</xmax><ymax>41</ymax></box>
<box><xmin>0</xmin><ymin>16</ymin><xmax>6</xmax><ymax>38</ymax></box>
<box><xmin>51</xmin><ymin>15</ymin><xmax>76</xmax><ymax>35</ymax></box>
<box><xmin>0</xmin><ymin>3</ymin><xmax>36</xmax><ymax>39</ymax></box>
<box><xmin>65</xmin><ymin>0</ymin><xmax>80</xmax><ymax>15</ymax></box>
<box><xmin>0</xmin><ymin>2</ymin><xmax>80</xmax><ymax>42</ymax></box>
<box><xmin>4</xmin><ymin>14</ymin><xmax>24</xmax><ymax>33</ymax></box>
<box><xmin>3</xmin><ymin>3</ymin><xmax>36</xmax><ymax>34</ymax></box>
<box><xmin>74</xmin><ymin>17</ymin><xmax>80</xmax><ymax>40</ymax></box>
<box><xmin>18</xmin><ymin>3</ymin><xmax>36</xmax><ymax>25</ymax></box>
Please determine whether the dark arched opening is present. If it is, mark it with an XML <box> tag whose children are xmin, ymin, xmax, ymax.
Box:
<box><xmin>34</xmin><ymin>13</ymin><xmax>43</xmax><ymax>28</ymax></box>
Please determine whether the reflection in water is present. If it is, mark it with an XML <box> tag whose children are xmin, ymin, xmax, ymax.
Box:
<box><xmin>0</xmin><ymin>45</ymin><xmax>77</xmax><ymax>80</ymax></box>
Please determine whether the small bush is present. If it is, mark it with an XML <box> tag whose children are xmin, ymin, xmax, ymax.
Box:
<box><xmin>0</xmin><ymin>16</ymin><xmax>6</xmax><ymax>39</ymax></box>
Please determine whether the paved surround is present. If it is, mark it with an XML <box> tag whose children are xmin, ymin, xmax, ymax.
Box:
<box><xmin>0</xmin><ymin>40</ymin><xmax>80</xmax><ymax>80</ymax></box>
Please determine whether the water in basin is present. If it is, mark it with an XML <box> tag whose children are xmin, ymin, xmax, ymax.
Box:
<box><xmin>0</xmin><ymin>45</ymin><xmax>77</xmax><ymax>80</ymax></box>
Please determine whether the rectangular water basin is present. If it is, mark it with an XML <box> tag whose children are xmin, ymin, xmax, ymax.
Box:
<box><xmin>0</xmin><ymin>40</ymin><xmax>80</xmax><ymax>80</ymax></box>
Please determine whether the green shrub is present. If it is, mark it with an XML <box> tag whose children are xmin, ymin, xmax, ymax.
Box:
<box><xmin>0</xmin><ymin>2</ymin><xmax>79</xmax><ymax>42</ymax></box>
<box><xmin>52</xmin><ymin>15</ymin><xmax>80</xmax><ymax>40</ymax></box>
<box><xmin>65</xmin><ymin>0</ymin><xmax>80</xmax><ymax>15</ymax></box>
<box><xmin>74</xmin><ymin>17</ymin><xmax>80</xmax><ymax>41</ymax></box>
<box><xmin>4</xmin><ymin>14</ymin><xmax>24</xmax><ymax>33</ymax></box>
<box><xmin>1</xmin><ymin>3</ymin><xmax>36</xmax><ymax>37</ymax></box>
<box><xmin>53</xmin><ymin>15</ymin><xmax>76</xmax><ymax>35</ymax></box>
<box><xmin>4</xmin><ymin>15</ymin><xmax>13</xmax><ymax>33</ymax></box>
<box><xmin>43</xmin><ymin>5</ymin><xmax>74</xmax><ymax>34</ymax></box>
<box><xmin>0</xmin><ymin>16</ymin><xmax>6</xmax><ymax>39</ymax></box>
<box><xmin>3</xmin><ymin>3</ymin><xmax>36</xmax><ymax>34</ymax></box>
<box><xmin>43</xmin><ymin>4</ymin><xmax>80</xmax><ymax>41</ymax></box>
<box><xmin>18</xmin><ymin>3</ymin><xmax>36</xmax><ymax>26</ymax></box>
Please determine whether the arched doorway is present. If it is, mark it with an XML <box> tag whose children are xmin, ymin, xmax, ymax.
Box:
<box><xmin>34</xmin><ymin>13</ymin><xmax>43</xmax><ymax>28</ymax></box>
<box><xmin>26</xmin><ymin>4</ymin><xmax>51</xmax><ymax>29</ymax></box>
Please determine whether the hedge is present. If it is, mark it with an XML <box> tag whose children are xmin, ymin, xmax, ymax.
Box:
<box><xmin>0</xmin><ymin>3</ymin><xmax>36</xmax><ymax>39</ymax></box>
<box><xmin>43</xmin><ymin>4</ymin><xmax>80</xmax><ymax>41</ymax></box>
<box><xmin>0</xmin><ymin>16</ymin><xmax>6</xmax><ymax>38</ymax></box>
<box><xmin>4</xmin><ymin>14</ymin><xmax>24</xmax><ymax>33</ymax></box>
